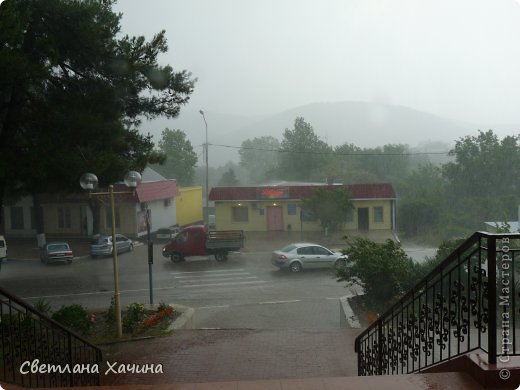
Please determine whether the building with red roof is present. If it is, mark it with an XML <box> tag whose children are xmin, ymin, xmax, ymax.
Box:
<box><xmin>2</xmin><ymin>168</ymin><xmax>186</xmax><ymax>239</ymax></box>
<box><xmin>209</xmin><ymin>183</ymin><xmax>396</xmax><ymax>232</ymax></box>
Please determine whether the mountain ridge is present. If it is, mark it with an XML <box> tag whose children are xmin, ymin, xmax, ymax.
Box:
<box><xmin>141</xmin><ymin>101</ymin><xmax>516</xmax><ymax>166</ymax></box>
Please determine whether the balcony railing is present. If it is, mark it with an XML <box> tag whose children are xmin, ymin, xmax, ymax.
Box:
<box><xmin>355</xmin><ymin>231</ymin><xmax>520</xmax><ymax>376</ymax></box>
<box><xmin>0</xmin><ymin>286</ymin><xmax>102</xmax><ymax>387</ymax></box>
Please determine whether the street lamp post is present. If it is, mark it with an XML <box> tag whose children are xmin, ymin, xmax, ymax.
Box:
<box><xmin>80</xmin><ymin>171</ymin><xmax>142</xmax><ymax>338</ymax></box>
<box><xmin>199</xmin><ymin>110</ymin><xmax>209</xmax><ymax>225</ymax></box>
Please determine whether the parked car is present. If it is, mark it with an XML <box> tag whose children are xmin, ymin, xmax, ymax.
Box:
<box><xmin>40</xmin><ymin>242</ymin><xmax>73</xmax><ymax>264</ymax></box>
<box><xmin>155</xmin><ymin>225</ymin><xmax>181</xmax><ymax>241</ymax></box>
<box><xmin>271</xmin><ymin>243</ymin><xmax>348</xmax><ymax>273</ymax></box>
<box><xmin>90</xmin><ymin>234</ymin><xmax>134</xmax><ymax>258</ymax></box>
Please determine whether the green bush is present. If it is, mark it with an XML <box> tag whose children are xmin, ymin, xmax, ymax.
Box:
<box><xmin>335</xmin><ymin>237</ymin><xmax>417</xmax><ymax>314</ymax></box>
<box><xmin>105</xmin><ymin>296</ymin><xmax>116</xmax><ymax>324</ymax></box>
<box><xmin>415</xmin><ymin>237</ymin><xmax>467</xmax><ymax>279</ymax></box>
<box><xmin>157</xmin><ymin>302</ymin><xmax>171</xmax><ymax>313</ymax></box>
<box><xmin>122</xmin><ymin>302</ymin><xmax>146</xmax><ymax>333</ymax></box>
<box><xmin>52</xmin><ymin>304</ymin><xmax>91</xmax><ymax>334</ymax></box>
<box><xmin>34</xmin><ymin>298</ymin><xmax>52</xmax><ymax>315</ymax></box>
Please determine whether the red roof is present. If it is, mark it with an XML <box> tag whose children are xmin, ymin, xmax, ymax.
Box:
<box><xmin>114</xmin><ymin>180</ymin><xmax>179</xmax><ymax>203</ymax></box>
<box><xmin>137</xmin><ymin>181</ymin><xmax>179</xmax><ymax>203</ymax></box>
<box><xmin>209</xmin><ymin>183</ymin><xmax>395</xmax><ymax>201</ymax></box>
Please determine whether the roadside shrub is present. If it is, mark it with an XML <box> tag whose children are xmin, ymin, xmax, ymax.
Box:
<box><xmin>414</xmin><ymin>237</ymin><xmax>467</xmax><ymax>279</ymax></box>
<box><xmin>52</xmin><ymin>304</ymin><xmax>91</xmax><ymax>334</ymax></box>
<box><xmin>34</xmin><ymin>298</ymin><xmax>52</xmax><ymax>315</ymax></box>
<box><xmin>122</xmin><ymin>302</ymin><xmax>146</xmax><ymax>333</ymax></box>
<box><xmin>335</xmin><ymin>237</ymin><xmax>417</xmax><ymax>315</ymax></box>
<box><xmin>157</xmin><ymin>302</ymin><xmax>170</xmax><ymax>312</ymax></box>
<box><xmin>105</xmin><ymin>296</ymin><xmax>116</xmax><ymax>324</ymax></box>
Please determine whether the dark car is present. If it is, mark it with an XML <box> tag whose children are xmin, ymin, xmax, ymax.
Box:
<box><xmin>40</xmin><ymin>242</ymin><xmax>73</xmax><ymax>264</ymax></box>
<box><xmin>90</xmin><ymin>234</ymin><xmax>134</xmax><ymax>258</ymax></box>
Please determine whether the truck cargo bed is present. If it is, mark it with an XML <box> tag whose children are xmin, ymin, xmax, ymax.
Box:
<box><xmin>206</xmin><ymin>230</ymin><xmax>244</xmax><ymax>250</ymax></box>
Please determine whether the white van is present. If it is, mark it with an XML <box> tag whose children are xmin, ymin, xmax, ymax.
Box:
<box><xmin>0</xmin><ymin>235</ymin><xmax>6</xmax><ymax>263</ymax></box>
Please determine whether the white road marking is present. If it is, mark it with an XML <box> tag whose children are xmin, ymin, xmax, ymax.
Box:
<box><xmin>197</xmin><ymin>305</ymin><xmax>231</xmax><ymax>309</ymax></box>
<box><xmin>259</xmin><ymin>299</ymin><xmax>301</xmax><ymax>305</ymax></box>
<box><xmin>21</xmin><ymin>286</ymin><xmax>176</xmax><ymax>299</ymax></box>
<box><xmin>179</xmin><ymin>276</ymin><xmax>258</xmax><ymax>283</ymax></box>
<box><xmin>174</xmin><ymin>272</ymin><xmax>251</xmax><ymax>279</ymax></box>
<box><xmin>170</xmin><ymin>269</ymin><xmax>245</xmax><ymax>275</ymax></box>
<box><xmin>183</xmin><ymin>281</ymin><xmax>266</xmax><ymax>288</ymax></box>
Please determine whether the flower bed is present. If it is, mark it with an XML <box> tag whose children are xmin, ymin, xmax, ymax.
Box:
<box><xmin>87</xmin><ymin>303</ymin><xmax>180</xmax><ymax>345</ymax></box>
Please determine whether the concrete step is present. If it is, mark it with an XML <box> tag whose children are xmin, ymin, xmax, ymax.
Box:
<box><xmin>424</xmin><ymin>353</ymin><xmax>520</xmax><ymax>388</ymax></box>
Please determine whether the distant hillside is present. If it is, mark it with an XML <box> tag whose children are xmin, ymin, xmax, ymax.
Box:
<box><xmin>228</xmin><ymin>101</ymin><xmax>473</xmax><ymax>147</ymax></box>
<box><xmin>141</xmin><ymin>101</ymin><xmax>482</xmax><ymax>166</ymax></box>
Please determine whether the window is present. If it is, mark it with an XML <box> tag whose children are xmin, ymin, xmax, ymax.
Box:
<box><xmin>58</xmin><ymin>207</ymin><xmax>72</xmax><ymax>229</ymax></box>
<box><xmin>300</xmin><ymin>207</ymin><xmax>316</xmax><ymax>222</ymax></box>
<box><xmin>106</xmin><ymin>206</ymin><xmax>120</xmax><ymax>229</ymax></box>
<box><xmin>374</xmin><ymin>206</ymin><xmax>384</xmax><ymax>223</ymax></box>
<box><xmin>10</xmin><ymin>207</ymin><xmax>24</xmax><ymax>230</ymax></box>
<box><xmin>232</xmin><ymin>206</ymin><xmax>248</xmax><ymax>222</ymax></box>
<box><xmin>30</xmin><ymin>207</ymin><xmax>36</xmax><ymax>229</ymax></box>
<box><xmin>176</xmin><ymin>232</ymin><xmax>188</xmax><ymax>243</ymax></box>
<box><xmin>346</xmin><ymin>208</ymin><xmax>354</xmax><ymax>223</ymax></box>
<box><xmin>297</xmin><ymin>246</ymin><xmax>313</xmax><ymax>255</ymax></box>
<box><xmin>312</xmin><ymin>246</ymin><xmax>332</xmax><ymax>255</ymax></box>
<box><xmin>287</xmin><ymin>204</ymin><xmax>297</xmax><ymax>215</ymax></box>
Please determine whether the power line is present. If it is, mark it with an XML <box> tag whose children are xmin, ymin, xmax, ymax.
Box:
<box><xmin>207</xmin><ymin>142</ymin><xmax>451</xmax><ymax>156</ymax></box>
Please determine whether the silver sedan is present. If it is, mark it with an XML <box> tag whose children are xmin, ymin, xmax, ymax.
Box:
<box><xmin>90</xmin><ymin>234</ymin><xmax>134</xmax><ymax>258</ymax></box>
<box><xmin>271</xmin><ymin>243</ymin><xmax>347</xmax><ymax>273</ymax></box>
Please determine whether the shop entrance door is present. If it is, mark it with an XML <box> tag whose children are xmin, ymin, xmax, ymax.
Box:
<box><xmin>267</xmin><ymin>206</ymin><xmax>284</xmax><ymax>231</ymax></box>
<box><xmin>358</xmin><ymin>208</ymin><xmax>369</xmax><ymax>231</ymax></box>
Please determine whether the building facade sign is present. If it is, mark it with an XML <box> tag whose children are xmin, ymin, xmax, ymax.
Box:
<box><xmin>256</xmin><ymin>187</ymin><xmax>289</xmax><ymax>200</ymax></box>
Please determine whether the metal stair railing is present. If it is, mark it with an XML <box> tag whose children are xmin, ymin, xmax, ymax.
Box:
<box><xmin>0</xmin><ymin>286</ymin><xmax>102</xmax><ymax>387</ymax></box>
<box><xmin>355</xmin><ymin>231</ymin><xmax>520</xmax><ymax>376</ymax></box>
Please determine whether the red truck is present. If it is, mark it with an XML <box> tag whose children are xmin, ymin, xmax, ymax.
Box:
<box><xmin>161</xmin><ymin>225</ymin><xmax>245</xmax><ymax>262</ymax></box>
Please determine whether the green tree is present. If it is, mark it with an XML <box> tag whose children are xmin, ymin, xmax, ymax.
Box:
<box><xmin>335</xmin><ymin>237</ymin><xmax>418</xmax><ymax>314</ymax></box>
<box><xmin>443</xmin><ymin>130</ymin><xmax>520</xmax><ymax>198</ymax></box>
<box><xmin>239</xmin><ymin>136</ymin><xmax>280</xmax><ymax>184</ymax></box>
<box><xmin>311</xmin><ymin>143</ymin><xmax>379</xmax><ymax>184</ymax></box>
<box><xmin>353</xmin><ymin>144</ymin><xmax>411</xmax><ymax>182</ymax></box>
<box><xmin>218</xmin><ymin>167</ymin><xmax>239</xmax><ymax>186</ymax></box>
<box><xmin>278</xmin><ymin>117</ymin><xmax>333</xmax><ymax>181</ymax></box>
<box><xmin>398</xmin><ymin>164</ymin><xmax>445</xmax><ymax>237</ymax></box>
<box><xmin>152</xmin><ymin>128</ymin><xmax>198</xmax><ymax>185</ymax></box>
<box><xmin>0</xmin><ymin>0</ymin><xmax>195</xmax><ymax>231</ymax></box>
<box><xmin>441</xmin><ymin>130</ymin><xmax>520</xmax><ymax>232</ymax></box>
<box><xmin>301</xmin><ymin>187</ymin><xmax>353</xmax><ymax>233</ymax></box>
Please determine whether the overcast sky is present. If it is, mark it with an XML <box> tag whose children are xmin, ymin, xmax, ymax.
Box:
<box><xmin>114</xmin><ymin>0</ymin><xmax>520</xmax><ymax>127</ymax></box>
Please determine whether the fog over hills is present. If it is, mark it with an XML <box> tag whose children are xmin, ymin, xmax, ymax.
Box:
<box><xmin>141</xmin><ymin>101</ymin><xmax>515</xmax><ymax>167</ymax></box>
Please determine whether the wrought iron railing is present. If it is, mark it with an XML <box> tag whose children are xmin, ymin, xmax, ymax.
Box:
<box><xmin>355</xmin><ymin>231</ymin><xmax>520</xmax><ymax>376</ymax></box>
<box><xmin>0</xmin><ymin>286</ymin><xmax>102</xmax><ymax>387</ymax></box>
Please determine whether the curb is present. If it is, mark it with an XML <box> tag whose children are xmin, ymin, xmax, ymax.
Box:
<box><xmin>168</xmin><ymin>304</ymin><xmax>195</xmax><ymax>331</ymax></box>
<box><xmin>339</xmin><ymin>294</ymin><xmax>363</xmax><ymax>329</ymax></box>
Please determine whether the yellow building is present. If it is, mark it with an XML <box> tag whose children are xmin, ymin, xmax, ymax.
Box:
<box><xmin>176</xmin><ymin>186</ymin><xmax>203</xmax><ymax>226</ymax></box>
<box><xmin>209</xmin><ymin>183</ymin><xmax>396</xmax><ymax>232</ymax></box>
